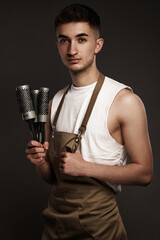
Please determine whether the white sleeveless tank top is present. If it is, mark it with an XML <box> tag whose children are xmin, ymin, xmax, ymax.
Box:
<box><xmin>50</xmin><ymin>76</ymin><xmax>131</xmax><ymax>192</ymax></box>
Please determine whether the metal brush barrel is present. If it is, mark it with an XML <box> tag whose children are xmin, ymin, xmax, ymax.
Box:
<box><xmin>16</xmin><ymin>85</ymin><xmax>36</xmax><ymax>120</ymax></box>
<box><xmin>16</xmin><ymin>85</ymin><xmax>37</xmax><ymax>140</ymax></box>
<box><xmin>31</xmin><ymin>89</ymin><xmax>40</xmax><ymax>123</ymax></box>
<box><xmin>37</xmin><ymin>87</ymin><xmax>49</xmax><ymax>143</ymax></box>
<box><xmin>37</xmin><ymin>87</ymin><xmax>49</xmax><ymax>123</ymax></box>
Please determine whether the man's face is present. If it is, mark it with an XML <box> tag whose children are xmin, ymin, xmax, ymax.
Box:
<box><xmin>56</xmin><ymin>22</ymin><xmax>101</xmax><ymax>73</ymax></box>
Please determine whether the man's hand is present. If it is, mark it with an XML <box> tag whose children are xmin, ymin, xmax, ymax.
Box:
<box><xmin>25</xmin><ymin>140</ymin><xmax>49</xmax><ymax>166</ymax></box>
<box><xmin>59</xmin><ymin>150</ymin><xmax>86</xmax><ymax>176</ymax></box>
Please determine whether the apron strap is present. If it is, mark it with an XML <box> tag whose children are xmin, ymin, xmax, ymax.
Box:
<box><xmin>52</xmin><ymin>73</ymin><xmax>105</xmax><ymax>134</ymax></box>
<box><xmin>78</xmin><ymin>73</ymin><xmax>105</xmax><ymax>134</ymax></box>
<box><xmin>52</xmin><ymin>84</ymin><xmax>71</xmax><ymax>129</ymax></box>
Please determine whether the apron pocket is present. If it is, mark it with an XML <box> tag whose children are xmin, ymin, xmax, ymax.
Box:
<box><xmin>50</xmin><ymin>132</ymin><xmax>80</xmax><ymax>157</ymax></box>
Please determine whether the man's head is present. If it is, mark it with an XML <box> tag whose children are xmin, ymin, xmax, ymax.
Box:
<box><xmin>54</xmin><ymin>4</ymin><xmax>101</xmax><ymax>38</ymax></box>
<box><xmin>55</xmin><ymin>4</ymin><xmax>103</xmax><ymax>74</ymax></box>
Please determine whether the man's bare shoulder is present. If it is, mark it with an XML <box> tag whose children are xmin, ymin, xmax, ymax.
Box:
<box><xmin>113</xmin><ymin>88</ymin><xmax>146</xmax><ymax>123</ymax></box>
<box><xmin>116</xmin><ymin>88</ymin><xmax>142</xmax><ymax>105</ymax></box>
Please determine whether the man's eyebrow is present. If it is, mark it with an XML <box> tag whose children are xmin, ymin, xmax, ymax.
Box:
<box><xmin>58</xmin><ymin>35</ymin><xmax>68</xmax><ymax>38</ymax></box>
<box><xmin>57</xmin><ymin>33</ymin><xmax>89</xmax><ymax>38</ymax></box>
<box><xmin>76</xmin><ymin>33</ymin><xmax>89</xmax><ymax>37</ymax></box>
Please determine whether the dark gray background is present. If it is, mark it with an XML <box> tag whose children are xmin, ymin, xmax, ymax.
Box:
<box><xmin>0</xmin><ymin>0</ymin><xmax>160</xmax><ymax>239</ymax></box>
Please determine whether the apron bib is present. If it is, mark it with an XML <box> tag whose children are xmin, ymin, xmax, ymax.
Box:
<box><xmin>41</xmin><ymin>74</ymin><xmax>127</xmax><ymax>240</ymax></box>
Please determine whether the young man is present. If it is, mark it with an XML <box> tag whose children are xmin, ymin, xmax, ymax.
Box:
<box><xmin>26</xmin><ymin>4</ymin><xmax>153</xmax><ymax>240</ymax></box>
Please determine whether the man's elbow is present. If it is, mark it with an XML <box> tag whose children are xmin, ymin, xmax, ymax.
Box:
<box><xmin>140</xmin><ymin>170</ymin><xmax>153</xmax><ymax>186</ymax></box>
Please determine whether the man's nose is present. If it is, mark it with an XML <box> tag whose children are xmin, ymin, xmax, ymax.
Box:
<box><xmin>67</xmin><ymin>41</ymin><xmax>78</xmax><ymax>56</ymax></box>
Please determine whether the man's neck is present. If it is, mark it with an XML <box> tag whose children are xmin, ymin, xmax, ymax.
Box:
<box><xmin>69</xmin><ymin>68</ymin><xmax>100</xmax><ymax>87</ymax></box>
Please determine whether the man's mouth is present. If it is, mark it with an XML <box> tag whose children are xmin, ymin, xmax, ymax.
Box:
<box><xmin>68</xmin><ymin>58</ymin><xmax>81</xmax><ymax>64</ymax></box>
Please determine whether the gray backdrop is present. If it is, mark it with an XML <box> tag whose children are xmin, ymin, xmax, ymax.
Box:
<box><xmin>0</xmin><ymin>0</ymin><xmax>160</xmax><ymax>239</ymax></box>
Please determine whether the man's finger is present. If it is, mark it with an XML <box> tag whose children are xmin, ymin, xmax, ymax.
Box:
<box><xmin>43</xmin><ymin>141</ymin><xmax>49</xmax><ymax>150</ymax></box>
<box><xmin>27</xmin><ymin>140</ymin><xmax>43</xmax><ymax>148</ymax></box>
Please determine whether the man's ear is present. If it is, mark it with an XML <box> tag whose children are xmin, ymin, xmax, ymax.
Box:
<box><xmin>95</xmin><ymin>38</ymin><xmax>104</xmax><ymax>54</ymax></box>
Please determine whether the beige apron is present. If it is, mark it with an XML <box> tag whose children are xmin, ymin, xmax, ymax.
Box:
<box><xmin>41</xmin><ymin>74</ymin><xmax>127</xmax><ymax>240</ymax></box>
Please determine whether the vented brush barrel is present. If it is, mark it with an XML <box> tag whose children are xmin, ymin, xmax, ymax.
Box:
<box><xmin>16</xmin><ymin>85</ymin><xmax>36</xmax><ymax>121</ymax></box>
<box><xmin>38</xmin><ymin>87</ymin><xmax>49</xmax><ymax>123</ymax></box>
<box><xmin>31</xmin><ymin>89</ymin><xmax>40</xmax><ymax>123</ymax></box>
<box><xmin>37</xmin><ymin>87</ymin><xmax>49</xmax><ymax>144</ymax></box>
<box><xmin>16</xmin><ymin>85</ymin><xmax>37</xmax><ymax>141</ymax></box>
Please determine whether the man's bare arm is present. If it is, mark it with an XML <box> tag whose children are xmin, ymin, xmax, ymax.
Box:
<box><xmin>59</xmin><ymin>91</ymin><xmax>153</xmax><ymax>186</ymax></box>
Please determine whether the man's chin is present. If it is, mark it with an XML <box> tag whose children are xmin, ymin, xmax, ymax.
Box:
<box><xmin>65</xmin><ymin>61</ymin><xmax>93</xmax><ymax>74</ymax></box>
<box><xmin>67</xmin><ymin>65</ymin><xmax>83</xmax><ymax>73</ymax></box>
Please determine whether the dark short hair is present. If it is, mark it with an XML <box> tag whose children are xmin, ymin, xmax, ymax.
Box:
<box><xmin>54</xmin><ymin>4</ymin><xmax>100</xmax><ymax>35</ymax></box>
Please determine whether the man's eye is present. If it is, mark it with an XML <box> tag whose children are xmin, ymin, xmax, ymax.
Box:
<box><xmin>78</xmin><ymin>38</ymin><xmax>87</xmax><ymax>43</ymax></box>
<box><xmin>60</xmin><ymin>39</ymin><xmax>69</xmax><ymax>44</ymax></box>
